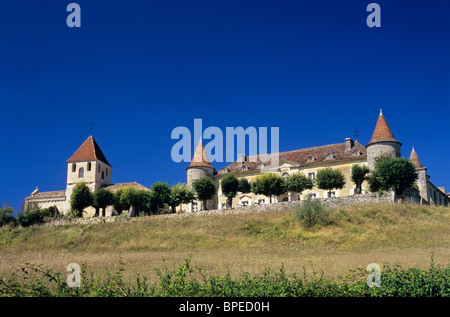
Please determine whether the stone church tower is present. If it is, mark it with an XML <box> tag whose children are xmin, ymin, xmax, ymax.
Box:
<box><xmin>365</xmin><ymin>110</ymin><xmax>402</xmax><ymax>170</ymax></box>
<box><xmin>66</xmin><ymin>135</ymin><xmax>112</xmax><ymax>201</ymax></box>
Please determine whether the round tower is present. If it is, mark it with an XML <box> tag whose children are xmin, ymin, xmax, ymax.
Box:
<box><xmin>186</xmin><ymin>140</ymin><xmax>215</xmax><ymax>186</ymax></box>
<box><xmin>186</xmin><ymin>140</ymin><xmax>215</xmax><ymax>211</ymax></box>
<box><xmin>365</xmin><ymin>110</ymin><xmax>402</xmax><ymax>170</ymax></box>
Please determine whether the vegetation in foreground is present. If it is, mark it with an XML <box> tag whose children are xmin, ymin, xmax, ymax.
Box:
<box><xmin>1</xmin><ymin>254</ymin><xmax>449</xmax><ymax>297</ymax></box>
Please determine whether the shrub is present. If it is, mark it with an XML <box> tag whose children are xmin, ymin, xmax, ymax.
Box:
<box><xmin>41</xmin><ymin>206</ymin><xmax>60</xmax><ymax>218</ymax></box>
<box><xmin>294</xmin><ymin>195</ymin><xmax>331</xmax><ymax>228</ymax></box>
<box><xmin>0</xmin><ymin>207</ymin><xmax>16</xmax><ymax>227</ymax></box>
<box><xmin>17</xmin><ymin>203</ymin><xmax>44</xmax><ymax>227</ymax></box>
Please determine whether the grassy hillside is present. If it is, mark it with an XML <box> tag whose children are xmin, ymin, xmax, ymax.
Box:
<box><xmin>1</xmin><ymin>202</ymin><xmax>449</xmax><ymax>283</ymax></box>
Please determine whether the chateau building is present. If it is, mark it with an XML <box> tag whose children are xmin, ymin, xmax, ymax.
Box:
<box><xmin>186</xmin><ymin>111</ymin><xmax>449</xmax><ymax>211</ymax></box>
<box><xmin>25</xmin><ymin>111</ymin><xmax>449</xmax><ymax>217</ymax></box>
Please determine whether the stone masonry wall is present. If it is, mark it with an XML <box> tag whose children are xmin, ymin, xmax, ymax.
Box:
<box><xmin>43</xmin><ymin>191</ymin><xmax>397</xmax><ymax>227</ymax></box>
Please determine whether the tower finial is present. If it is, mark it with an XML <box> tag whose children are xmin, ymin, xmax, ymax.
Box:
<box><xmin>90</xmin><ymin>122</ymin><xmax>93</xmax><ymax>136</ymax></box>
<box><xmin>380</xmin><ymin>109</ymin><xmax>383</xmax><ymax>115</ymax></box>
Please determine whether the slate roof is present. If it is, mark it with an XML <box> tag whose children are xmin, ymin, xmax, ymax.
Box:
<box><xmin>67</xmin><ymin>135</ymin><xmax>112</xmax><ymax>167</ymax></box>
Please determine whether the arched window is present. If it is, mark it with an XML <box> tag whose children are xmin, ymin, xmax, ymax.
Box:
<box><xmin>282</xmin><ymin>172</ymin><xmax>289</xmax><ymax>179</ymax></box>
<box><xmin>72</xmin><ymin>163</ymin><xmax>76</xmax><ymax>173</ymax></box>
<box><xmin>78</xmin><ymin>167</ymin><xmax>84</xmax><ymax>179</ymax></box>
<box><xmin>307</xmin><ymin>156</ymin><xmax>317</xmax><ymax>163</ymax></box>
<box><xmin>87</xmin><ymin>162</ymin><xmax>91</xmax><ymax>171</ymax></box>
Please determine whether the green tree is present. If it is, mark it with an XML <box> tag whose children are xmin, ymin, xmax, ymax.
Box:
<box><xmin>285</xmin><ymin>173</ymin><xmax>314</xmax><ymax>200</ymax></box>
<box><xmin>192</xmin><ymin>177</ymin><xmax>216</xmax><ymax>211</ymax></box>
<box><xmin>251</xmin><ymin>173</ymin><xmax>287</xmax><ymax>203</ymax></box>
<box><xmin>168</xmin><ymin>183</ymin><xmax>196</xmax><ymax>213</ymax></box>
<box><xmin>70</xmin><ymin>182</ymin><xmax>93</xmax><ymax>217</ymax></box>
<box><xmin>351</xmin><ymin>164</ymin><xmax>370</xmax><ymax>194</ymax></box>
<box><xmin>372</xmin><ymin>156</ymin><xmax>418</xmax><ymax>195</ymax></box>
<box><xmin>316</xmin><ymin>168</ymin><xmax>346</xmax><ymax>197</ymax></box>
<box><xmin>150</xmin><ymin>182</ymin><xmax>171</xmax><ymax>214</ymax></box>
<box><xmin>92</xmin><ymin>188</ymin><xmax>114</xmax><ymax>217</ymax></box>
<box><xmin>0</xmin><ymin>206</ymin><xmax>16</xmax><ymax>227</ymax></box>
<box><xmin>237</xmin><ymin>178</ymin><xmax>251</xmax><ymax>194</ymax></box>
<box><xmin>220</xmin><ymin>174</ymin><xmax>239</xmax><ymax>207</ymax></box>
<box><xmin>112</xmin><ymin>188</ymin><xmax>128</xmax><ymax>215</ymax></box>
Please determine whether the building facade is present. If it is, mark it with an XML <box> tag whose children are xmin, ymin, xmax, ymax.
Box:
<box><xmin>25</xmin><ymin>135</ymin><xmax>149</xmax><ymax>216</ymax></box>
<box><xmin>186</xmin><ymin>111</ymin><xmax>449</xmax><ymax>210</ymax></box>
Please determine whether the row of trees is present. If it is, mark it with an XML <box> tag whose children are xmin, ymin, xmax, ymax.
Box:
<box><xmin>220</xmin><ymin>155</ymin><xmax>419</xmax><ymax>207</ymax></box>
<box><xmin>69</xmin><ymin>155</ymin><xmax>419</xmax><ymax>217</ymax></box>
<box><xmin>70</xmin><ymin>182</ymin><xmax>198</xmax><ymax>217</ymax></box>
<box><xmin>219</xmin><ymin>167</ymin><xmax>346</xmax><ymax>207</ymax></box>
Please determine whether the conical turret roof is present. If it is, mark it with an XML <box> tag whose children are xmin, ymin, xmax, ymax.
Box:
<box><xmin>366</xmin><ymin>110</ymin><xmax>401</xmax><ymax>146</ymax></box>
<box><xmin>187</xmin><ymin>140</ymin><xmax>214</xmax><ymax>169</ymax></box>
<box><xmin>67</xmin><ymin>135</ymin><xmax>112</xmax><ymax>167</ymax></box>
<box><xmin>409</xmin><ymin>147</ymin><xmax>424</xmax><ymax>169</ymax></box>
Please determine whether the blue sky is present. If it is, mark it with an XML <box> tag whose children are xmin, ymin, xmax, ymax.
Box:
<box><xmin>1</xmin><ymin>0</ymin><xmax>450</xmax><ymax>211</ymax></box>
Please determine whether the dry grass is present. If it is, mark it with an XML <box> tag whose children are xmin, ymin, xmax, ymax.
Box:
<box><xmin>1</xmin><ymin>202</ymin><xmax>449</xmax><ymax>284</ymax></box>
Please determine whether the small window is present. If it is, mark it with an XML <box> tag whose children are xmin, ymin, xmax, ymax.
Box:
<box><xmin>326</xmin><ymin>153</ymin><xmax>336</xmax><ymax>160</ymax></box>
<box><xmin>307</xmin><ymin>156</ymin><xmax>317</xmax><ymax>163</ymax></box>
<box><xmin>242</xmin><ymin>201</ymin><xmax>249</xmax><ymax>206</ymax></box>
<box><xmin>310</xmin><ymin>193</ymin><xmax>317</xmax><ymax>199</ymax></box>
<box><xmin>258</xmin><ymin>199</ymin><xmax>265</xmax><ymax>204</ymax></box>
<box><xmin>87</xmin><ymin>162</ymin><xmax>91</xmax><ymax>171</ymax></box>
<box><xmin>98</xmin><ymin>164</ymin><xmax>101</xmax><ymax>172</ymax></box>
<box><xmin>78</xmin><ymin>167</ymin><xmax>84</xmax><ymax>179</ymax></box>
<box><xmin>352</xmin><ymin>150</ymin><xmax>363</xmax><ymax>157</ymax></box>
<box><xmin>72</xmin><ymin>163</ymin><xmax>76</xmax><ymax>173</ymax></box>
<box><xmin>328</xmin><ymin>191</ymin><xmax>336</xmax><ymax>198</ymax></box>
<box><xmin>308</xmin><ymin>172</ymin><xmax>316</xmax><ymax>180</ymax></box>
<box><xmin>282</xmin><ymin>172</ymin><xmax>289</xmax><ymax>179</ymax></box>
<box><xmin>221</xmin><ymin>203</ymin><xmax>227</xmax><ymax>209</ymax></box>
<box><xmin>242</xmin><ymin>164</ymin><xmax>249</xmax><ymax>171</ymax></box>
<box><xmin>101</xmin><ymin>171</ymin><xmax>104</xmax><ymax>180</ymax></box>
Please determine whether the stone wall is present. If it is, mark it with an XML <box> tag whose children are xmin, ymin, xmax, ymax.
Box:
<box><xmin>43</xmin><ymin>191</ymin><xmax>399</xmax><ymax>227</ymax></box>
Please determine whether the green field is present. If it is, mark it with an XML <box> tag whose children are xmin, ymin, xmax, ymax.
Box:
<box><xmin>1</xmin><ymin>202</ymin><xmax>450</xmax><ymax>296</ymax></box>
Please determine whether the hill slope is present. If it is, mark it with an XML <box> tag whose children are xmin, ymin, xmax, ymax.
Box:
<box><xmin>1</xmin><ymin>202</ymin><xmax>449</xmax><ymax>281</ymax></box>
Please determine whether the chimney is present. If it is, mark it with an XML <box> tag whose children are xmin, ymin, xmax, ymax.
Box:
<box><xmin>345</xmin><ymin>138</ymin><xmax>354</xmax><ymax>151</ymax></box>
<box><xmin>237</xmin><ymin>154</ymin><xmax>246</xmax><ymax>163</ymax></box>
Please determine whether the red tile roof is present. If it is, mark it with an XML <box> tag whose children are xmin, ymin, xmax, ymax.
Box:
<box><xmin>187</xmin><ymin>140</ymin><xmax>214</xmax><ymax>169</ymax></box>
<box><xmin>67</xmin><ymin>136</ymin><xmax>111</xmax><ymax>167</ymax></box>
<box><xmin>367</xmin><ymin>111</ymin><xmax>401</xmax><ymax>145</ymax></box>
<box><xmin>26</xmin><ymin>190</ymin><xmax>66</xmax><ymax>200</ymax></box>
<box><xmin>218</xmin><ymin>140</ymin><xmax>367</xmax><ymax>174</ymax></box>
<box><xmin>409</xmin><ymin>148</ymin><xmax>424</xmax><ymax>169</ymax></box>
<box><xmin>104</xmin><ymin>182</ymin><xmax>150</xmax><ymax>192</ymax></box>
